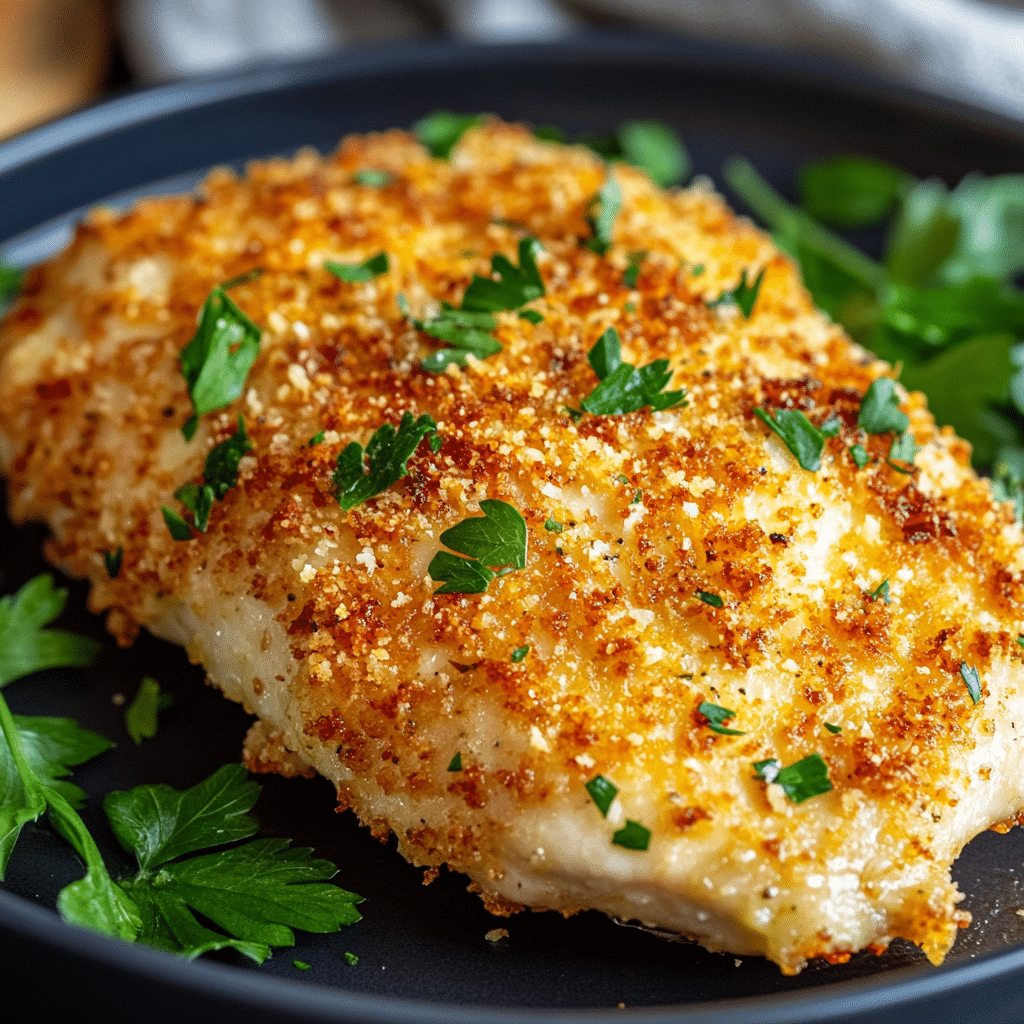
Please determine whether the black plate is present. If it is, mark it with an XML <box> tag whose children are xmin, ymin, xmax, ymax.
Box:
<box><xmin>4</xmin><ymin>34</ymin><xmax>1024</xmax><ymax>1024</ymax></box>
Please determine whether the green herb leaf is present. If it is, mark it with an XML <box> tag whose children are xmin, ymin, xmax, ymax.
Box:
<box><xmin>178</xmin><ymin>287</ymin><xmax>261</xmax><ymax>441</ymax></box>
<box><xmin>414</xmin><ymin>111</ymin><xmax>483</xmax><ymax>158</ymax></box>
<box><xmin>447</xmin><ymin>752</ymin><xmax>462</xmax><ymax>771</ymax></box>
<box><xmin>294</xmin><ymin>960</ymin><xmax>312</xmax><ymax>970</ymax></box>
<box><xmin>125</xmin><ymin>677</ymin><xmax>170</xmax><ymax>745</ymax></box>
<box><xmin>616</xmin><ymin>121</ymin><xmax>690</xmax><ymax>188</ymax></box>
<box><xmin>460</xmin><ymin>238</ymin><xmax>545</xmax><ymax>313</ymax></box>
<box><xmin>325</xmin><ymin>252</ymin><xmax>389</xmax><ymax>284</ymax></box>
<box><xmin>162</xmin><ymin>506</ymin><xmax>193</xmax><ymax>541</ymax></box>
<box><xmin>711</xmin><ymin>268</ymin><xmax>766</xmax><ymax>319</ymax></box>
<box><xmin>104</xmin><ymin>547</ymin><xmax>123</xmax><ymax>579</ymax></box>
<box><xmin>510</xmin><ymin>645</ymin><xmax>530</xmax><ymax>663</ymax></box>
<box><xmin>940</xmin><ymin>173</ymin><xmax>1024</xmax><ymax>286</ymax></box>
<box><xmin>849</xmin><ymin>444</ymin><xmax>870</xmax><ymax>468</ymax></box>
<box><xmin>173</xmin><ymin>484</ymin><xmax>214</xmax><ymax>533</ymax></box>
<box><xmin>438</xmin><ymin>499</ymin><xmax>528</xmax><ymax>571</ymax></box>
<box><xmin>333</xmin><ymin>412</ymin><xmax>439</xmax><ymax>511</ymax></box>
<box><xmin>960</xmin><ymin>662</ymin><xmax>982</xmax><ymax>704</ymax></box>
<box><xmin>203</xmin><ymin>415</ymin><xmax>252</xmax><ymax>500</ymax></box>
<box><xmin>0</xmin><ymin>260</ymin><xmax>22</xmax><ymax>304</ymax></box>
<box><xmin>624</xmin><ymin>250</ymin><xmax>647</xmax><ymax>289</ymax></box>
<box><xmin>400</xmin><ymin>295</ymin><xmax>501</xmax><ymax>371</ymax></box>
<box><xmin>753</xmin><ymin>407</ymin><xmax>829</xmax><ymax>472</ymax></box>
<box><xmin>308</xmin><ymin>430</ymin><xmax>325</xmax><ymax>447</ymax></box>
<box><xmin>696</xmin><ymin>591</ymin><xmax>724</xmax><ymax>609</ymax></box>
<box><xmin>888</xmin><ymin>433</ymin><xmax>921</xmax><ymax>471</ymax></box>
<box><xmin>585</xmin><ymin>775</ymin><xmax>618</xmax><ymax>817</ymax></box>
<box><xmin>519</xmin><ymin>309</ymin><xmax>544</xmax><ymax>325</ymax></box>
<box><xmin>697</xmin><ymin>701</ymin><xmax>745</xmax><ymax>736</ymax></box>
<box><xmin>544</xmin><ymin>518</ymin><xmax>564</xmax><ymax>533</ymax></box>
<box><xmin>993</xmin><ymin>452</ymin><xmax>1024</xmax><ymax>522</ymax></box>
<box><xmin>885</xmin><ymin>178</ymin><xmax>960</xmax><ymax>286</ymax></box>
<box><xmin>578</xmin><ymin>328</ymin><xmax>685</xmax><ymax>416</ymax></box>
<box><xmin>753</xmin><ymin>753</ymin><xmax>832</xmax><ymax>804</ymax></box>
<box><xmin>353</xmin><ymin>169</ymin><xmax>390</xmax><ymax>187</ymax></box>
<box><xmin>858</xmin><ymin>378</ymin><xmax>910</xmax><ymax>434</ymax></box>
<box><xmin>824</xmin><ymin>722</ymin><xmax>843</xmax><ymax>734</ymax></box>
<box><xmin>345</xmin><ymin>951</ymin><xmax>360</xmax><ymax>965</ymax></box>
<box><xmin>585</xmin><ymin>171</ymin><xmax>622</xmax><ymax>257</ymax></box>
<box><xmin>866</xmin><ymin>579</ymin><xmax>891</xmax><ymax>604</ymax></box>
<box><xmin>0</xmin><ymin>575</ymin><xmax>99</xmax><ymax>689</ymax></box>
<box><xmin>799</xmin><ymin>157</ymin><xmax>908</xmax><ymax>227</ymax></box>
<box><xmin>611</xmin><ymin>819</ymin><xmax>651</xmax><ymax>851</ymax></box>
<box><xmin>426</xmin><ymin>551</ymin><xmax>495</xmax><ymax>595</ymax></box>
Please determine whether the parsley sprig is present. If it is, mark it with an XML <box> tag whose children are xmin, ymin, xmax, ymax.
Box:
<box><xmin>428</xmin><ymin>500</ymin><xmax>527</xmax><ymax>594</ymax></box>
<box><xmin>575</xmin><ymin>328</ymin><xmax>686</xmax><ymax>416</ymax></box>
<box><xmin>173</xmin><ymin>415</ymin><xmax>252</xmax><ymax>533</ymax></box>
<box><xmin>179</xmin><ymin>287</ymin><xmax>261</xmax><ymax>441</ymax></box>
<box><xmin>333</xmin><ymin>412</ymin><xmax>440</xmax><ymax>510</ymax></box>
<box><xmin>753</xmin><ymin>407</ymin><xmax>840</xmax><ymax>472</ymax></box>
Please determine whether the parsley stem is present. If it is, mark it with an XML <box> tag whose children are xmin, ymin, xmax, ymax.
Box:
<box><xmin>723</xmin><ymin>157</ymin><xmax>885</xmax><ymax>291</ymax></box>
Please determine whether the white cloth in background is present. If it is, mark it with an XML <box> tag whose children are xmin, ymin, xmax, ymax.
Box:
<box><xmin>118</xmin><ymin>0</ymin><xmax>1024</xmax><ymax>121</ymax></box>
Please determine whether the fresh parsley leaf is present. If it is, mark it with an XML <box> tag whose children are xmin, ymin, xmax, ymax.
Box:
<box><xmin>885</xmin><ymin>178</ymin><xmax>960</xmax><ymax>286</ymax></box>
<box><xmin>353</xmin><ymin>169</ymin><xmax>390</xmax><ymax>187</ymax></box>
<box><xmin>940</xmin><ymin>173</ymin><xmax>1024</xmax><ymax>286</ymax></box>
<box><xmin>428</xmin><ymin>500</ymin><xmax>528</xmax><ymax>594</ymax></box>
<box><xmin>858</xmin><ymin>378</ymin><xmax>910</xmax><ymax>434</ymax></box>
<box><xmin>615</xmin><ymin>121</ymin><xmax>690</xmax><ymax>188</ymax></box>
<box><xmin>824</xmin><ymin>722</ymin><xmax>843</xmax><ymax>734</ymax></box>
<box><xmin>203</xmin><ymin>415</ymin><xmax>252</xmax><ymax>500</ymax></box>
<box><xmin>125</xmin><ymin>677</ymin><xmax>171</xmax><ymax>745</ymax></box>
<box><xmin>325</xmin><ymin>252</ymin><xmax>389</xmax><ymax>284</ymax></box>
<box><xmin>333</xmin><ymin>412</ymin><xmax>439</xmax><ymax>511</ymax></box>
<box><xmin>849</xmin><ymin>444</ymin><xmax>870</xmax><ymax>468</ymax></box>
<box><xmin>993</xmin><ymin>452</ymin><xmax>1024</xmax><ymax>522</ymax></box>
<box><xmin>345</xmin><ymin>951</ymin><xmax>360</xmax><ymax>965</ymax></box>
<box><xmin>577</xmin><ymin>328</ymin><xmax>685</xmax><ymax>416</ymax></box>
<box><xmin>104</xmin><ymin>547</ymin><xmax>123</xmax><ymax>579</ymax></box>
<box><xmin>461</xmin><ymin>238</ymin><xmax>545</xmax><ymax>313</ymax></box>
<box><xmin>0</xmin><ymin>260</ymin><xmax>22</xmax><ymax>304</ymax></box>
<box><xmin>544</xmin><ymin>518</ymin><xmax>564</xmax><ymax>533</ymax></box>
<box><xmin>624</xmin><ymin>250</ymin><xmax>647</xmax><ymax>288</ymax></box>
<box><xmin>611</xmin><ymin>819</ymin><xmax>651</xmax><ymax>851</ymax></box>
<box><xmin>510</xmin><ymin>645</ymin><xmax>530</xmax><ymax>663</ymax></box>
<box><xmin>414</xmin><ymin>111</ymin><xmax>483</xmax><ymax>158</ymax></box>
<box><xmin>753</xmin><ymin>407</ymin><xmax>830</xmax><ymax>472</ymax></box>
<box><xmin>585</xmin><ymin>170</ymin><xmax>622</xmax><ymax>257</ymax></box>
<box><xmin>753</xmin><ymin>753</ymin><xmax>832</xmax><ymax>804</ymax></box>
<box><xmin>690</xmin><ymin>264</ymin><xmax>706</xmax><ymax>277</ymax></box>
<box><xmin>711</xmin><ymin>268</ymin><xmax>766</xmax><ymax>319</ymax></box>
<box><xmin>0</xmin><ymin>575</ymin><xmax>99</xmax><ymax>689</ymax></box>
<box><xmin>960</xmin><ymin>662</ymin><xmax>982</xmax><ymax>704</ymax></box>
<box><xmin>798</xmin><ymin>157</ymin><xmax>908</xmax><ymax>227</ymax></box>
<box><xmin>399</xmin><ymin>295</ymin><xmax>501</xmax><ymax>372</ymax></box>
<box><xmin>697</xmin><ymin>702</ymin><xmax>745</xmax><ymax>736</ymax></box>
<box><xmin>447</xmin><ymin>752</ymin><xmax>462</xmax><ymax>771</ymax></box>
<box><xmin>887</xmin><ymin>432</ymin><xmax>921</xmax><ymax>471</ymax></box>
<box><xmin>162</xmin><ymin>505</ymin><xmax>193</xmax><ymax>541</ymax></box>
<box><xmin>173</xmin><ymin>484</ymin><xmax>213</xmax><ymax>533</ymax></box>
<box><xmin>308</xmin><ymin>430</ymin><xmax>325</xmax><ymax>447</ymax></box>
<box><xmin>585</xmin><ymin>775</ymin><xmax>618</xmax><ymax>817</ymax></box>
<box><xmin>179</xmin><ymin>287</ymin><xmax>261</xmax><ymax>441</ymax></box>
<box><xmin>866</xmin><ymin>579</ymin><xmax>891</xmax><ymax>604</ymax></box>
<box><xmin>696</xmin><ymin>591</ymin><xmax>724</xmax><ymax>609</ymax></box>
<box><xmin>519</xmin><ymin>309</ymin><xmax>544</xmax><ymax>325</ymax></box>
<box><xmin>294</xmin><ymin>960</ymin><xmax>312</xmax><ymax>970</ymax></box>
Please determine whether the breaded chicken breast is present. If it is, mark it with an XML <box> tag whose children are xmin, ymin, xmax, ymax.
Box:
<box><xmin>3</xmin><ymin>121</ymin><xmax>1024</xmax><ymax>974</ymax></box>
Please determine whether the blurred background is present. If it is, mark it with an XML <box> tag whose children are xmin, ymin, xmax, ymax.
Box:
<box><xmin>4</xmin><ymin>0</ymin><xmax>1024</xmax><ymax>141</ymax></box>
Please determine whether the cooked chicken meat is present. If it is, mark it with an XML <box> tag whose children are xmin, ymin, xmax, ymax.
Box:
<box><xmin>2</xmin><ymin>121</ymin><xmax>1024</xmax><ymax>974</ymax></box>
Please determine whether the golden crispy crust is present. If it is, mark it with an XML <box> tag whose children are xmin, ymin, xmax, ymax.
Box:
<box><xmin>3</xmin><ymin>121</ymin><xmax>1024</xmax><ymax>972</ymax></box>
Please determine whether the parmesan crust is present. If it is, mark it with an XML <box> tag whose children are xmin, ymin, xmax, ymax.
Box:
<box><xmin>3</xmin><ymin>121</ymin><xmax>1024</xmax><ymax>973</ymax></box>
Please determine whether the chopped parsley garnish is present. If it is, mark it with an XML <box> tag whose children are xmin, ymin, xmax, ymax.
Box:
<box><xmin>866</xmin><ymin>579</ymin><xmax>891</xmax><ymax>604</ymax></box>
<box><xmin>576</xmin><ymin>121</ymin><xmax>690</xmax><ymax>188</ymax></box>
<box><xmin>631</xmin><ymin>489</ymin><xmax>643</xmax><ymax>504</ymax></box>
<box><xmin>0</xmin><ymin>575</ymin><xmax>99</xmax><ymax>689</ymax></box>
<box><xmin>519</xmin><ymin>309</ymin><xmax>544</xmax><ymax>325</ymax></box>
<box><xmin>461</xmin><ymin>237</ymin><xmax>545</xmax><ymax>313</ymax></box>
<box><xmin>353</xmin><ymin>169</ymin><xmax>390</xmax><ymax>187</ymax></box>
<box><xmin>710</xmin><ymin>268</ymin><xmax>766</xmax><ymax>319</ymax></box>
<box><xmin>585</xmin><ymin>171</ymin><xmax>622</xmax><ymax>257</ymax></box>
<box><xmin>753</xmin><ymin>753</ymin><xmax>832</xmax><ymax>804</ymax></box>
<box><xmin>428</xmin><ymin>500</ymin><xmax>527</xmax><ymax>595</ymax></box>
<box><xmin>849</xmin><ymin>444</ymin><xmax>870</xmax><ymax>468</ymax></box>
<box><xmin>824</xmin><ymin>722</ymin><xmax>843</xmax><ymax>734</ymax></box>
<box><xmin>1018</xmin><ymin>637</ymin><xmax>1024</xmax><ymax>648</ymax></box>
<box><xmin>857</xmin><ymin>377</ymin><xmax>910</xmax><ymax>434</ymax></box>
<box><xmin>345</xmin><ymin>952</ymin><xmax>360</xmax><ymax>965</ymax></box>
<box><xmin>696</xmin><ymin>591</ymin><xmax>724</xmax><ymax>609</ymax></box>
<box><xmin>624</xmin><ymin>250</ymin><xmax>648</xmax><ymax>288</ymax></box>
<box><xmin>544</xmin><ymin>518</ymin><xmax>563</xmax><ymax>533</ymax></box>
<box><xmin>174</xmin><ymin>415</ymin><xmax>252</xmax><ymax>531</ymax></box>
<box><xmin>447</xmin><ymin>752</ymin><xmax>463</xmax><ymax>771</ymax></box>
<box><xmin>124</xmin><ymin>677</ymin><xmax>172</xmax><ymax>745</ymax></box>
<box><xmin>333</xmin><ymin>412</ymin><xmax>439</xmax><ymax>511</ymax></box>
<box><xmin>690</xmin><ymin>263</ymin><xmax>706</xmax><ymax>277</ymax></box>
<box><xmin>179</xmin><ymin>287</ymin><xmax>261</xmax><ymax>441</ymax></box>
<box><xmin>325</xmin><ymin>252</ymin><xmax>389</xmax><ymax>283</ymax></box>
<box><xmin>585</xmin><ymin>775</ymin><xmax>618</xmax><ymax>817</ymax></box>
<box><xmin>161</xmin><ymin>506</ymin><xmax>192</xmax><ymax>541</ymax></box>
<box><xmin>960</xmin><ymin>662</ymin><xmax>982</xmax><ymax>704</ymax></box>
<box><xmin>887</xmin><ymin>432</ymin><xmax>920</xmax><ymax>471</ymax></box>
<box><xmin>753</xmin><ymin>407</ymin><xmax>831</xmax><ymax>472</ymax></box>
<box><xmin>399</xmin><ymin>295</ymin><xmax>500</xmax><ymax>371</ymax></box>
<box><xmin>799</xmin><ymin>157</ymin><xmax>909</xmax><ymax>228</ymax></box>
<box><xmin>293</xmin><ymin>960</ymin><xmax>312</xmax><ymax>971</ymax></box>
<box><xmin>698</xmin><ymin>702</ymin><xmax>745</xmax><ymax>735</ymax></box>
<box><xmin>0</xmin><ymin>260</ymin><xmax>22</xmax><ymax>304</ymax></box>
<box><xmin>414</xmin><ymin>111</ymin><xmax>483</xmax><ymax>158</ymax></box>
<box><xmin>308</xmin><ymin>430</ymin><xmax>325</xmax><ymax>447</ymax></box>
<box><xmin>611</xmin><ymin>819</ymin><xmax>651</xmax><ymax>851</ymax></box>
<box><xmin>575</xmin><ymin>328</ymin><xmax>685</xmax><ymax>416</ymax></box>
<box><xmin>104</xmin><ymin>547</ymin><xmax>123</xmax><ymax>579</ymax></box>
<box><xmin>510</xmin><ymin>645</ymin><xmax>530</xmax><ymax>663</ymax></box>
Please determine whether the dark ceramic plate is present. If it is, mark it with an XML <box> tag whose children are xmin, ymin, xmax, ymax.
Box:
<box><xmin>3</xmin><ymin>34</ymin><xmax>1024</xmax><ymax>1024</ymax></box>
